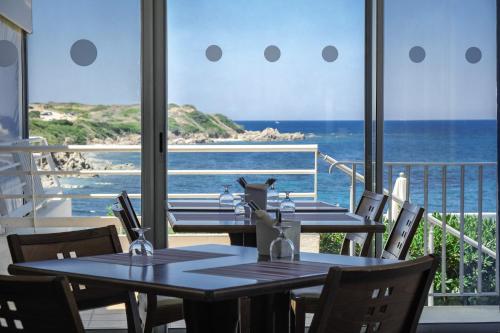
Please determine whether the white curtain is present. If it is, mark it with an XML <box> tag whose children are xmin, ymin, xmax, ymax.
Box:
<box><xmin>0</xmin><ymin>17</ymin><xmax>22</xmax><ymax>141</ymax></box>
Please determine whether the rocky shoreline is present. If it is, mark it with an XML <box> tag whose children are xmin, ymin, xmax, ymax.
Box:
<box><xmin>55</xmin><ymin>127</ymin><xmax>304</xmax><ymax>172</ymax></box>
<box><xmin>88</xmin><ymin>127</ymin><xmax>304</xmax><ymax>145</ymax></box>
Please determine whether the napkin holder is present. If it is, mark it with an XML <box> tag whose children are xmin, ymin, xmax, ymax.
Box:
<box><xmin>255</xmin><ymin>212</ymin><xmax>300</xmax><ymax>256</ymax></box>
<box><xmin>245</xmin><ymin>183</ymin><xmax>268</xmax><ymax>210</ymax></box>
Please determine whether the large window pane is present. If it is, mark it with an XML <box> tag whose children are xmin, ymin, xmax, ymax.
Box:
<box><xmin>0</xmin><ymin>18</ymin><xmax>22</xmax><ymax>141</ymax></box>
<box><xmin>384</xmin><ymin>0</ymin><xmax>497</xmax><ymax>303</ymax></box>
<box><xmin>167</xmin><ymin>0</ymin><xmax>365</xmax><ymax>249</ymax></box>
<box><xmin>26</xmin><ymin>0</ymin><xmax>141</xmax><ymax>219</ymax></box>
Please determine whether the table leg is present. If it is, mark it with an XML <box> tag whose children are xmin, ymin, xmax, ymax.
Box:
<box><xmin>228</xmin><ymin>232</ymin><xmax>257</xmax><ymax>247</ymax></box>
<box><xmin>183</xmin><ymin>299</ymin><xmax>238</xmax><ymax>333</ymax></box>
<box><xmin>248</xmin><ymin>292</ymin><xmax>291</xmax><ymax>333</ymax></box>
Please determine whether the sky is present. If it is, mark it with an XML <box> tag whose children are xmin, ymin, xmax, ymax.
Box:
<box><xmin>27</xmin><ymin>0</ymin><xmax>496</xmax><ymax>120</ymax></box>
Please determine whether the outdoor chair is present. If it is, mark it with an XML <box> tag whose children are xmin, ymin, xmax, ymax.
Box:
<box><xmin>0</xmin><ymin>275</ymin><xmax>85</xmax><ymax>333</ymax></box>
<box><xmin>7</xmin><ymin>226</ymin><xmax>141</xmax><ymax>333</ymax></box>
<box><xmin>114</xmin><ymin>191</ymin><xmax>184</xmax><ymax>333</ymax></box>
<box><xmin>292</xmin><ymin>200</ymin><xmax>424</xmax><ymax>333</ymax></box>
<box><xmin>340</xmin><ymin>190</ymin><xmax>388</xmax><ymax>257</ymax></box>
<box><xmin>308</xmin><ymin>255</ymin><xmax>438</xmax><ymax>333</ymax></box>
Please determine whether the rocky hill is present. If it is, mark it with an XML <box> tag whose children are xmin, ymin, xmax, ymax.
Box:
<box><xmin>29</xmin><ymin>103</ymin><xmax>303</xmax><ymax>145</ymax></box>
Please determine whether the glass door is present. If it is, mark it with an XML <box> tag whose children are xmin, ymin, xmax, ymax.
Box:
<box><xmin>383</xmin><ymin>0</ymin><xmax>497</xmax><ymax>304</ymax></box>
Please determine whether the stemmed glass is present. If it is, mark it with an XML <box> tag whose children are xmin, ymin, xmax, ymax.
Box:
<box><xmin>267</xmin><ymin>184</ymin><xmax>279</xmax><ymax>208</ymax></box>
<box><xmin>219</xmin><ymin>184</ymin><xmax>234</xmax><ymax>207</ymax></box>
<box><xmin>280</xmin><ymin>191</ymin><xmax>296</xmax><ymax>214</ymax></box>
<box><xmin>129</xmin><ymin>227</ymin><xmax>154</xmax><ymax>257</ymax></box>
<box><xmin>269</xmin><ymin>222</ymin><xmax>295</xmax><ymax>261</ymax></box>
<box><xmin>234</xmin><ymin>194</ymin><xmax>252</xmax><ymax>220</ymax></box>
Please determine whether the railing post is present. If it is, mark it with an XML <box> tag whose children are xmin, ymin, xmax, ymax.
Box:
<box><xmin>441</xmin><ymin>166</ymin><xmax>447</xmax><ymax>294</ymax></box>
<box><xmin>30</xmin><ymin>151</ymin><xmax>37</xmax><ymax>232</ymax></box>
<box><xmin>428</xmin><ymin>221</ymin><xmax>435</xmax><ymax>306</ymax></box>
<box><xmin>350</xmin><ymin>163</ymin><xmax>357</xmax><ymax>212</ymax></box>
<box><xmin>478</xmin><ymin>165</ymin><xmax>484</xmax><ymax>293</ymax></box>
<box><xmin>459</xmin><ymin>165</ymin><xmax>465</xmax><ymax>294</ymax></box>
<box><xmin>314</xmin><ymin>149</ymin><xmax>318</xmax><ymax>201</ymax></box>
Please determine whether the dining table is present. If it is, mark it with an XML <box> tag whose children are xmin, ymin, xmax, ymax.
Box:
<box><xmin>168</xmin><ymin>211</ymin><xmax>385</xmax><ymax>246</ymax></box>
<box><xmin>167</xmin><ymin>200</ymin><xmax>348</xmax><ymax>213</ymax></box>
<box><xmin>8</xmin><ymin>244</ymin><xmax>399</xmax><ymax>333</ymax></box>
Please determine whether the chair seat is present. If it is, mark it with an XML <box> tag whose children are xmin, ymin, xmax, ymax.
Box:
<box><xmin>291</xmin><ymin>285</ymin><xmax>323</xmax><ymax>299</ymax></box>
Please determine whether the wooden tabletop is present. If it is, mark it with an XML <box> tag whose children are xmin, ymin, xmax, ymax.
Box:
<box><xmin>9</xmin><ymin>244</ymin><xmax>398</xmax><ymax>302</ymax></box>
<box><xmin>168</xmin><ymin>211</ymin><xmax>385</xmax><ymax>234</ymax></box>
<box><xmin>167</xmin><ymin>200</ymin><xmax>348</xmax><ymax>213</ymax></box>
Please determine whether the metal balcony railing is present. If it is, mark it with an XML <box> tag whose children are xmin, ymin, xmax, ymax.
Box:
<box><xmin>0</xmin><ymin>140</ymin><xmax>318</xmax><ymax>228</ymax></box>
<box><xmin>322</xmin><ymin>153</ymin><xmax>499</xmax><ymax>300</ymax></box>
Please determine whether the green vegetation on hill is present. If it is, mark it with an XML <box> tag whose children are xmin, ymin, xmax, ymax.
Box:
<box><xmin>30</xmin><ymin>118</ymin><xmax>140</xmax><ymax>144</ymax></box>
<box><xmin>167</xmin><ymin>104</ymin><xmax>244</xmax><ymax>138</ymax></box>
<box><xmin>28</xmin><ymin>103</ymin><xmax>244</xmax><ymax>144</ymax></box>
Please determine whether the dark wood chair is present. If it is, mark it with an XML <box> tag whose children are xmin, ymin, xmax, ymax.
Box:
<box><xmin>341</xmin><ymin>190</ymin><xmax>388</xmax><ymax>257</ymax></box>
<box><xmin>114</xmin><ymin>191</ymin><xmax>184</xmax><ymax>333</ymax></box>
<box><xmin>291</xmin><ymin>191</ymin><xmax>388</xmax><ymax>332</ymax></box>
<box><xmin>309</xmin><ymin>255</ymin><xmax>438</xmax><ymax>333</ymax></box>
<box><xmin>7</xmin><ymin>226</ymin><xmax>141</xmax><ymax>333</ymax></box>
<box><xmin>0</xmin><ymin>275</ymin><xmax>85</xmax><ymax>333</ymax></box>
<box><xmin>116</xmin><ymin>191</ymin><xmax>141</xmax><ymax>242</ymax></box>
<box><xmin>381</xmin><ymin>201</ymin><xmax>425</xmax><ymax>260</ymax></box>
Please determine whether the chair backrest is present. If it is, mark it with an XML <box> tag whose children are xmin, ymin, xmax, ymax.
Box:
<box><xmin>309</xmin><ymin>255</ymin><xmax>438</xmax><ymax>333</ymax></box>
<box><xmin>116</xmin><ymin>191</ymin><xmax>141</xmax><ymax>242</ymax></box>
<box><xmin>0</xmin><ymin>275</ymin><xmax>84</xmax><ymax>333</ymax></box>
<box><xmin>382</xmin><ymin>201</ymin><xmax>424</xmax><ymax>260</ymax></box>
<box><xmin>340</xmin><ymin>191</ymin><xmax>388</xmax><ymax>257</ymax></box>
<box><xmin>7</xmin><ymin>225</ymin><xmax>122</xmax><ymax>263</ymax></box>
<box><xmin>112</xmin><ymin>203</ymin><xmax>138</xmax><ymax>242</ymax></box>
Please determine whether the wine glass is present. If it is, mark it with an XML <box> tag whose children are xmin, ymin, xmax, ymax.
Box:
<box><xmin>269</xmin><ymin>222</ymin><xmax>295</xmax><ymax>261</ymax></box>
<box><xmin>280</xmin><ymin>191</ymin><xmax>296</xmax><ymax>214</ymax></box>
<box><xmin>267</xmin><ymin>184</ymin><xmax>279</xmax><ymax>208</ymax></box>
<box><xmin>129</xmin><ymin>227</ymin><xmax>154</xmax><ymax>257</ymax></box>
<box><xmin>219</xmin><ymin>184</ymin><xmax>234</xmax><ymax>207</ymax></box>
<box><xmin>235</xmin><ymin>194</ymin><xmax>252</xmax><ymax>219</ymax></box>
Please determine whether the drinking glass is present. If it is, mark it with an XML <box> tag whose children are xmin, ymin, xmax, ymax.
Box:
<box><xmin>129</xmin><ymin>227</ymin><xmax>154</xmax><ymax>257</ymax></box>
<box><xmin>269</xmin><ymin>222</ymin><xmax>295</xmax><ymax>261</ymax></box>
<box><xmin>280</xmin><ymin>191</ymin><xmax>296</xmax><ymax>214</ymax></box>
<box><xmin>219</xmin><ymin>184</ymin><xmax>234</xmax><ymax>207</ymax></box>
<box><xmin>234</xmin><ymin>195</ymin><xmax>252</xmax><ymax>220</ymax></box>
<box><xmin>267</xmin><ymin>184</ymin><xmax>279</xmax><ymax>208</ymax></box>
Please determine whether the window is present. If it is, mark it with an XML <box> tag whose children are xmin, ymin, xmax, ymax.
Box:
<box><xmin>27</xmin><ymin>0</ymin><xmax>141</xmax><ymax>217</ymax></box>
<box><xmin>384</xmin><ymin>0</ymin><xmax>497</xmax><ymax>302</ymax></box>
<box><xmin>0</xmin><ymin>18</ymin><xmax>22</xmax><ymax>141</ymax></box>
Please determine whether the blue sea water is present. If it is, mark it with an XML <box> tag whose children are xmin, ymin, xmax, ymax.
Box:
<box><xmin>62</xmin><ymin>120</ymin><xmax>497</xmax><ymax>216</ymax></box>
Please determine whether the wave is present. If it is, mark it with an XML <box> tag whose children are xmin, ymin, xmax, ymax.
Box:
<box><xmin>60</xmin><ymin>184</ymin><xmax>87</xmax><ymax>189</ymax></box>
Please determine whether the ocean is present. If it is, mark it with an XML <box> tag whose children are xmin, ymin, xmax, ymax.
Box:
<box><xmin>61</xmin><ymin>120</ymin><xmax>497</xmax><ymax>216</ymax></box>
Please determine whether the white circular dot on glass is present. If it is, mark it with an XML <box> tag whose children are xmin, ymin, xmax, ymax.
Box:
<box><xmin>409</xmin><ymin>46</ymin><xmax>426</xmax><ymax>63</ymax></box>
<box><xmin>465</xmin><ymin>47</ymin><xmax>482</xmax><ymax>64</ymax></box>
<box><xmin>264</xmin><ymin>45</ymin><xmax>281</xmax><ymax>62</ymax></box>
<box><xmin>70</xmin><ymin>39</ymin><xmax>97</xmax><ymax>66</ymax></box>
<box><xmin>206</xmin><ymin>45</ymin><xmax>223</xmax><ymax>62</ymax></box>
<box><xmin>0</xmin><ymin>40</ymin><xmax>18</xmax><ymax>67</ymax></box>
<box><xmin>322</xmin><ymin>45</ymin><xmax>338</xmax><ymax>62</ymax></box>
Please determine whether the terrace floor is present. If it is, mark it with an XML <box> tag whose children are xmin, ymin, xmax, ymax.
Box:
<box><xmin>83</xmin><ymin>305</ymin><xmax>500</xmax><ymax>332</ymax></box>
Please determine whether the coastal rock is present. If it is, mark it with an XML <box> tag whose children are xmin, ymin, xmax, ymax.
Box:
<box><xmin>237</xmin><ymin>128</ymin><xmax>305</xmax><ymax>142</ymax></box>
<box><xmin>166</xmin><ymin>127</ymin><xmax>304</xmax><ymax>144</ymax></box>
<box><xmin>51</xmin><ymin>152</ymin><xmax>135</xmax><ymax>175</ymax></box>
<box><xmin>53</xmin><ymin>152</ymin><xmax>93</xmax><ymax>171</ymax></box>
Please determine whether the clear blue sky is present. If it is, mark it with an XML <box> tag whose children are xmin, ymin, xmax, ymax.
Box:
<box><xmin>28</xmin><ymin>0</ymin><xmax>496</xmax><ymax>120</ymax></box>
